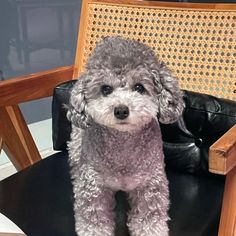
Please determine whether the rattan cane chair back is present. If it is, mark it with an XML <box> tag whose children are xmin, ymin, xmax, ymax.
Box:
<box><xmin>74</xmin><ymin>0</ymin><xmax>236</xmax><ymax>100</ymax></box>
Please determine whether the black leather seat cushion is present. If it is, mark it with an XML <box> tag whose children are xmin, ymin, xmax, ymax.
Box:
<box><xmin>0</xmin><ymin>152</ymin><xmax>75</xmax><ymax>236</ymax></box>
<box><xmin>0</xmin><ymin>151</ymin><xmax>224</xmax><ymax>236</ymax></box>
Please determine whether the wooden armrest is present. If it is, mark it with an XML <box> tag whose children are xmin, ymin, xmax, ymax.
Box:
<box><xmin>0</xmin><ymin>65</ymin><xmax>74</xmax><ymax>170</ymax></box>
<box><xmin>209</xmin><ymin>124</ymin><xmax>236</xmax><ymax>175</ymax></box>
<box><xmin>0</xmin><ymin>65</ymin><xmax>74</xmax><ymax>107</ymax></box>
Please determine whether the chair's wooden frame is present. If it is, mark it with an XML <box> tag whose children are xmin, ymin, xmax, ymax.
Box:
<box><xmin>209</xmin><ymin>125</ymin><xmax>236</xmax><ymax>236</ymax></box>
<box><xmin>0</xmin><ymin>66</ymin><xmax>74</xmax><ymax>170</ymax></box>
<box><xmin>0</xmin><ymin>0</ymin><xmax>235</xmax><ymax>235</ymax></box>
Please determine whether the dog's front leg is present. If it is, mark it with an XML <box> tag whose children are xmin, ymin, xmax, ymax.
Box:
<box><xmin>72</xmin><ymin>167</ymin><xmax>115</xmax><ymax>236</ymax></box>
<box><xmin>128</xmin><ymin>175</ymin><xmax>169</xmax><ymax>236</ymax></box>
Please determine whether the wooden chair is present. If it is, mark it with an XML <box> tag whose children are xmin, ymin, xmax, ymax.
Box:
<box><xmin>0</xmin><ymin>0</ymin><xmax>235</xmax><ymax>235</ymax></box>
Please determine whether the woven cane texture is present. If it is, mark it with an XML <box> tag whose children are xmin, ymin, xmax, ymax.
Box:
<box><xmin>76</xmin><ymin>2</ymin><xmax>236</xmax><ymax>100</ymax></box>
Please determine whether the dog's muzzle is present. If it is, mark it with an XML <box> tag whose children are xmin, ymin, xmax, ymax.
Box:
<box><xmin>114</xmin><ymin>105</ymin><xmax>129</xmax><ymax>120</ymax></box>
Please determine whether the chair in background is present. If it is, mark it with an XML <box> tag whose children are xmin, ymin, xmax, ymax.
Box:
<box><xmin>0</xmin><ymin>1</ymin><xmax>235</xmax><ymax>235</ymax></box>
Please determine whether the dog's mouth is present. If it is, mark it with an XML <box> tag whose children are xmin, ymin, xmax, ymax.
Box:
<box><xmin>116</xmin><ymin>121</ymin><xmax>130</xmax><ymax>125</ymax></box>
<box><xmin>115</xmin><ymin>121</ymin><xmax>137</xmax><ymax>129</ymax></box>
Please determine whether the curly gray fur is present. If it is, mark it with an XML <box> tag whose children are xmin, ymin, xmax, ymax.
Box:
<box><xmin>67</xmin><ymin>36</ymin><xmax>184</xmax><ymax>236</ymax></box>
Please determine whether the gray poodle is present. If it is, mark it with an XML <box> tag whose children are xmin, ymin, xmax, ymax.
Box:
<box><xmin>67</xmin><ymin>36</ymin><xmax>184</xmax><ymax>236</ymax></box>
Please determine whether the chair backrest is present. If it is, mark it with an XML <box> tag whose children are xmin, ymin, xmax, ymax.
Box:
<box><xmin>73</xmin><ymin>0</ymin><xmax>236</xmax><ymax>101</ymax></box>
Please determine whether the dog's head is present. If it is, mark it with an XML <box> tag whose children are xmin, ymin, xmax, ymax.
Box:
<box><xmin>67</xmin><ymin>36</ymin><xmax>184</xmax><ymax>132</ymax></box>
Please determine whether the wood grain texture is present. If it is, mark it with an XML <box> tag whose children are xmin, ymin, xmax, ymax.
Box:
<box><xmin>217</xmin><ymin>166</ymin><xmax>236</xmax><ymax>236</ymax></box>
<box><xmin>0</xmin><ymin>106</ymin><xmax>41</xmax><ymax>170</ymax></box>
<box><xmin>209</xmin><ymin>124</ymin><xmax>236</xmax><ymax>175</ymax></box>
<box><xmin>90</xmin><ymin>0</ymin><xmax>236</xmax><ymax>10</ymax></box>
<box><xmin>0</xmin><ymin>66</ymin><xmax>74</xmax><ymax>106</ymax></box>
<box><xmin>0</xmin><ymin>137</ymin><xmax>3</xmax><ymax>154</ymax></box>
<box><xmin>73</xmin><ymin>0</ymin><xmax>90</xmax><ymax>78</ymax></box>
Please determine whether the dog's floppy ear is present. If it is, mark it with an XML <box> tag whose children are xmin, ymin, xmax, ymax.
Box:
<box><xmin>152</xmin><ymin>63</ymin><xmax>185</xmax><ymax>124</ymax></box>
<box><xmin>67</xmin><ymin>75</ymin><xmax>90</xmax><ymax>128</ymax></box>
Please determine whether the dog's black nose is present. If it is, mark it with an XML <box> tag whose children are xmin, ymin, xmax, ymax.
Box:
<box><xmin>114</xmin><ymin>105</ymin><xmax>129</xmax><ymax>120</ymax></box>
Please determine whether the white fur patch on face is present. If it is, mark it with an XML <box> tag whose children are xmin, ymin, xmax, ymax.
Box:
<box><xmin>87</xmin><ymin>90</ymin><xmax>158</xmax><ymax>132</ymax></box>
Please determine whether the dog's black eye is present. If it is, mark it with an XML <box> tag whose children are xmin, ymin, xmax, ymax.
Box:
<box><xmin>101</xmin><ymin>85</ymin><xmax>113</xmax><ymax>96</ymax></box>
<box><xmin>133</xmin><ymin>83</ymin><xmax>145</xmax><ymax>94</ymax></box>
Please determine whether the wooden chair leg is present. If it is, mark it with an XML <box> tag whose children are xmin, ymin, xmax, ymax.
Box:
<box><xmin>218</xmin><ymin>166</ymin><xmax>236</xmax><ymax>236</ymax></box>
<box><xmin>0</xmin><ymin>105</ymin><xmax>41</xmax><ymax>171</ymax></box>
<box><xmin>0</xmin><ymin>137</ymin><xmax>3</xmax><ymax>154</ymax></box>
